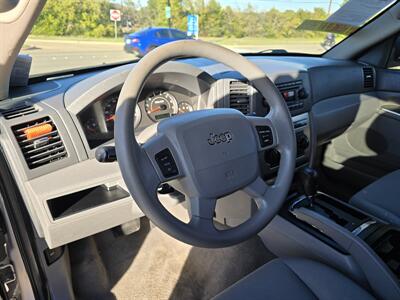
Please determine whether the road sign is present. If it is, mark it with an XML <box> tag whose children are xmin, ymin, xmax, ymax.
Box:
<box><xmin>187</xmin><ymin>14</ymin><xmax>199</xmax><ymax>39</ymax></box>
<box><xmin>165</xmin><ymin>6</ymin><xmax>171</xmax><ymax>19</ymax></box>
<box><xmin>110</xmin><ymin>10</ymin><xmax>121</xmax><ymax>39</ymax></box>
<box><xmin>110</xmin><ymin>9</ymin><xmax>121</xmax><ymax>22</ymax></box>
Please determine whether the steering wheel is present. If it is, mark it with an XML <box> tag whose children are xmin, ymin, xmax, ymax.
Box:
<box><xmin>115</xmin><ymin>40</ymin><xmax>296</xmax><ymax>248</ymax></box>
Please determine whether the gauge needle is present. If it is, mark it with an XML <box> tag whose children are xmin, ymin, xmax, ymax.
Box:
<box><xmin>149</xmin><ymin>107</ymin><xmax>162</xmax><ymax>113</ymax></box>
<box><xmin>106</xmin><ymin>115</ymin><xmax>116</xmax><ymax>122</ymax></box>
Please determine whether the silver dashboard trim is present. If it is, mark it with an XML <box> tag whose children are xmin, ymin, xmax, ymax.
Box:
<box><xmin>381</xmin><ymin>108</ymin><xmax>400</xmax><ymax>119</ymax></box>
<box><xmin>352</xmin><ymin>220</ymin><xmax>377</xmax><ymax>236</ymax></box>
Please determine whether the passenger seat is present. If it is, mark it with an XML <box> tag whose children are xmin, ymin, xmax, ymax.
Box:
<box><xmin>350</xmin><ymin>170</ymin><xmax>400</xmax><ymax>227</ymax></box>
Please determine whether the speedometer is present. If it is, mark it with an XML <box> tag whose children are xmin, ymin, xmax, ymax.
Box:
<box><xmin>145</xmin><ymin>90</ymin><xmax>178</xmax><ymax>122</ymax></box>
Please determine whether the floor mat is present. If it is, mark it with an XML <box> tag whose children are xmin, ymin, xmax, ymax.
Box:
<box><xmin>70</xmin><ymin>216</ymin><xmax>274</xmax><ymax>300</ymax></box>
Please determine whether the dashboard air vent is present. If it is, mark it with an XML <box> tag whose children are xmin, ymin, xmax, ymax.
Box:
<box><xmin>12</xmin><ymin>117</ymin><xmax>67</xmax><ymax>169</ymax></box>
<box><xmin>363</xmin><ymin>67</ymin><xmax>375</xmax><ymax>88</ymax></box>
<box><xmin>229</xmin><ymin>81</ymin><xmax>250</xmax><ymax>115</ymax></box>
<box><xmin>1</xmin><ymin>104</ymin><xmax>38</xmax><ymax>120</ymax></box>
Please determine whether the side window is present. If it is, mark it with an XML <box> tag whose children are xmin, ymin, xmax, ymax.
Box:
<box><xmin>155</xmin><ymin>29</ymin><xmax>171</xmax><ymax>38</ymax></box>
<box><xmin>171</xmin><ymin>30</ymin><xmax>187</xmax><ymax>39</ymax></box>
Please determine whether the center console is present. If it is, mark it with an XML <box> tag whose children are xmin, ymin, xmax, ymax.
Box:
<box><xmin>262</xmin><ymin>79</ymin><xmax>312</xmax><ymax>174</ymax></box>
<box><xmin>276</xmin><ymin>187</ymin><xmax>400</xmax><ymax>298</ymax></box>
<box><xmin>259</xmin><ymin>160</ymin><xmax>400</xmax><ymax>299</ymax></box>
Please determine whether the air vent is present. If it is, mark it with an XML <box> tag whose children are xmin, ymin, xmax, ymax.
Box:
<box><xmin>363</xmin><ymin>67</ymin><xmax>375</xmax><ymax>88</ymax></box>
<box><xmin>1</xmin><ymin>104</ymin><xmax>38</xmax><ymax>120</ymax></box>
<box><xmin>229</xmin><ymin>81</ymin><xmax>250</xmax><ymax>115</ymax></box>
<box><xmin>12</xmin><ymin>117</ymin><xmax>67</xmax><ymax>169</ymax></box>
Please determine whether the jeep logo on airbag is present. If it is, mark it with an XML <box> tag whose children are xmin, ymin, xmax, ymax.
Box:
<box><xmin>208</xmin><ymin>131</ymin><xmax>233</xmax><ymax>145</ymax></box>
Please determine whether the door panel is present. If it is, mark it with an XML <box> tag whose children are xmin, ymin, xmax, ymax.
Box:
<box><xmin>322</xmin><ymin>71</ymin><xmax>400</xmax><ymax>194</ymax></box>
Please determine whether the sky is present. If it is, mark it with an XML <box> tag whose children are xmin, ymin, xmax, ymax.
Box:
<box><xmin>130</xmin><ymin>0</ymin><xmax>342</xmax><ymax>12</ymax></box>
<box><xmin>217</xmin><ymin>0</ymin><xmax>341</xmax><ymax>12</ymax></box>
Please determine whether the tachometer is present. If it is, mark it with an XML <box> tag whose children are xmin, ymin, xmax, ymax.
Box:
<box><xmin>145</xmin><ymin>90</ymin><xmax>178</xmax><ymax>122</ymax></box>
<box><xmin>104</xmin><ymin>95</ymin><xmax>118</xmax><ymax>129</ymax></box>
<box><xmin>103</xmin><ymin>94</ymin><xmax>141</xmax><ymax>129</ymax></box>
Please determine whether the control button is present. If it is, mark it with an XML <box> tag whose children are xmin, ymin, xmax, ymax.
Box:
<box><xmin>256</xmin><ymin>126</ymin><xmax>273</xmax><ymax>147</ymax></box>
<box><xmin>281</xmin><ymin>90</ymin><xmax>296</xmax><ymax>101</ymax></box>
<box><xmin>155</xmin><ymin>148</ymin><xmax>179</xmax><ymax>178</ymax></box>
<box><xmin>293</xmin><ymin>120</ymin><xmax>307</xmax><ymax>129</ymax></box>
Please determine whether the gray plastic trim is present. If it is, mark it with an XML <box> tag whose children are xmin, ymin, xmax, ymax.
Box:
<box><xmin>259</xmin><ymin>216</ymin><xmax>369</xmax><ymax>286</ymax></box>
<box><xmin>0</xmin><ymin>102</ymin><xmax>79</xmax><ymax>180</ymax></box>
<box><xmin>293</xmin><ymin>207</ymin><xmax>400</xmax><ymax>300</ymax></box>
<box><xmin>312</xmin><ymin>93</ymin><xmax>380</xmax><ymax>143</ymax></box>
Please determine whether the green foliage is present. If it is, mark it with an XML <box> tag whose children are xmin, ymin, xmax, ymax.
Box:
<box><xmin>32</xmin><ymin>0</ymin><xmax>329</xmax><ymax>39</ymax></box>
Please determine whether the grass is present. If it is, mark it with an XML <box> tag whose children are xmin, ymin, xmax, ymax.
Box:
<box><xmin>201</xmin><ymin>36</ymin><xmax>323</xmax><ymax>46</ymax></box>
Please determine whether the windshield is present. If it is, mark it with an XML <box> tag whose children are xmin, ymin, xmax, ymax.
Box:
<box><xmin>21</xmin><ymin>0</ymin><xmax>397</xmax><ymax>76</ymax></box>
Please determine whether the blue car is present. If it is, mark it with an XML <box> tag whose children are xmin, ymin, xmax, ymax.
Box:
<box><xmin>124</xmin><ymin>27</ymin><xmax>192</xmax><ymax>57</ymax></box>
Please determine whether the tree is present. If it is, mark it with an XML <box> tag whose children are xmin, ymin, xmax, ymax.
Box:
<box><xmin>32</xmin><ymin>0</ymin><xmax>114</xmax><ymax>37</ymax></box>
<box><xmin>32</xmin><ymin>0</ymin><xmax>329</xmax><ymax>39</ymax></box>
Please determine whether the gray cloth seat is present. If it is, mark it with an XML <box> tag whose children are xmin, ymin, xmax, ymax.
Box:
<box><xmin>350</xmin><ymin>169</ymin><xmax>400</xmax><ymax>227</ymax></box>
<box><xmin>214</xmin><ymin>258</ymin><xmax>374</xmax><ymax>300</ymax></box>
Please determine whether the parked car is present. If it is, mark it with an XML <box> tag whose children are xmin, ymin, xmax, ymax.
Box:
<box><xmin>124</xmin><ymin>27</ymin><xmax>192</xmax><ymax>57</ymax></box>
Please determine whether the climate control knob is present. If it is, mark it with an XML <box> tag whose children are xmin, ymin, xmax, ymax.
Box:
<box><xmin>297</xmin><ymin>88</ymin><xmax>308</xmax><ymax>99</ymax></box>
<box><xmin>296</xmin><ymin>133</ymin><xmax>309</xmax><ymax>150</ymax></box>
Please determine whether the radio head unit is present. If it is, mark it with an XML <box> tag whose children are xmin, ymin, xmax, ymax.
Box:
<box><xmin>276</xmin><ymin>80</ymin><xmax>309</xmax><ymax>114</ymax></box>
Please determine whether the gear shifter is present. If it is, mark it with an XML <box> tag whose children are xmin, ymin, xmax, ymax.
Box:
<box><xmin>299</xmin><ymin>167</ymin><xmax>318</xmax><ymax>202</ymax></box>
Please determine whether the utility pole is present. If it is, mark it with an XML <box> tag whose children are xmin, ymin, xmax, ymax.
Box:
<box><xmin>327</xmin><ymin>0</ymin><xmax>333</xmax><ymax>15</ymax></box>
<box><xmin>166</xmin><ymin>0</ymin><xmax>172</xmax><ymax>28</ymax></box>
<box><xmin>120</xmin><ymin>0</ymin><xmax>124</xmax><ymax>28</ymax></box>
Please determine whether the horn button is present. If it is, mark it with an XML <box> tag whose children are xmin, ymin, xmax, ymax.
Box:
<box><xmin>160</xmin><ymin>109</ymin><xmax>259</xmax><ymax>196</ymax></box>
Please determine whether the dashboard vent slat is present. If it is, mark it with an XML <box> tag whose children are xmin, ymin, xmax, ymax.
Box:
<box><xmin>12</xmin><ymin>117</ymin><xmax>67</xmax><ymax>169</ymax></box>
<box><xmin>1</xmin><ymin>104</ymin><xmax>38</xmax><ymax>120</ymax></box>
<box><xmin>229</xmin><ymin>81</ymin><xmax>250</xmax><ymax>115</ymax></box>
<box><xmin>363</xmin><ymin>67</ymin><xmax>375</xmax><ymax>88</ymax></box>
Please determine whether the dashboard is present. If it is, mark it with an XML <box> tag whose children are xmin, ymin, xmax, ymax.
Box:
<box><xmin>0</xmin><ymin>55</ymin><xmax>376</xmax><ymax>248</ymax></box>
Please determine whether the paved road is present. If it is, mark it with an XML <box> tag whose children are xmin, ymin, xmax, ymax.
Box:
<box><xmin>22</xmin><ymin>39</ymin><xmax>324</xmax><ymax>76</ymax></box>
<box><xmin>22</xmin><ymin>39</ymin><xmax>134</xmax><ymax>75</ymax></box>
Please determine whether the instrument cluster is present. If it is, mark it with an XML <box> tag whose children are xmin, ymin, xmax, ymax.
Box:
<box><xmin>78</xmin><ymin>88</ymin><xmax>196</xmax><ymax>149</ymax></box>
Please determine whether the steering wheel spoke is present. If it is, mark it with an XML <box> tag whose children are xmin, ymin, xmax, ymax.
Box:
<box><xmin>187</xmin><ymin>196</ymin><xmax>217</xmax><ymax>232</ymax></box>
<box><xmin>242</xmin><ymin>176</ymin><xmax>283</xmax><ymax>225</ymax></box>
<box><xmin>187</xmin><ymin>196</ymin><xmax>217</xmax><ymax>219</ymax></box>
<box><xmin>243</xmin><ymin>176</ymin><xmax>271</xmax><ymax>208</ymax></box>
